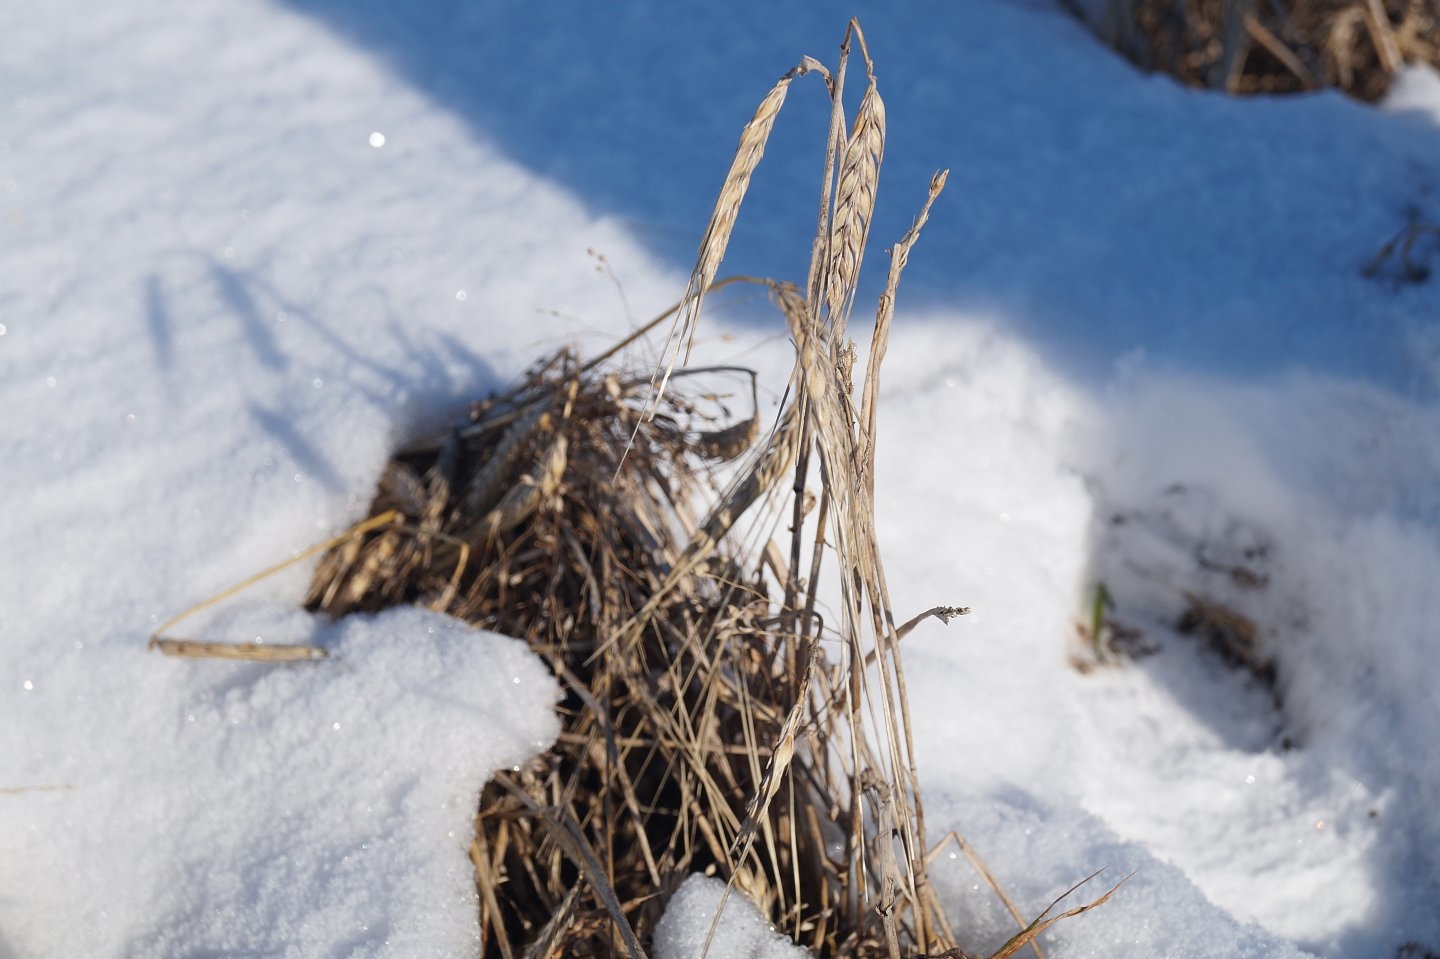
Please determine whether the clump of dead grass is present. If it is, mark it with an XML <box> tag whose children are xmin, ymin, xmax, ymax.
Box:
<box><xmin>308</xmin><ymin>330</ymin><xmax>807</xmax><ymax>956</ymax></box>
<box><xmin>156</xmin><ymin>17</ymin><xmax>1127</xmax><ymax>959</ymax></box>
<box><xmin>1100</xmin><ymin>0</ymin><xmax>1439</xmax><ymax>100</ymax></box>
<box><xmin>305</xmin><ymin>19</ymin><xmax>972</xmax><ymax>956</ymax></box>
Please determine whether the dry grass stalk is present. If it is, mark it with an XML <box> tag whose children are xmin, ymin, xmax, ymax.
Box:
<box><xmin>1102</xmin><ymin>0</ymin><xmax>1439</xmax><ymax>100</ymax></box>
<box><xmin>0</xmin><ymin>784</ymin><xmax>74</xmax><ymax>796</ymax></box>
<box><xmin>981</xmin><ymin>871</ymin><xmax>1131</xmax><ymax>959</ymax></box>
<box><xmin>917</xmin><ymin>871</ymin><xmax>1131</xmax><ymax>959</ymax></box>
<box><xmin>150</xmin><ymin>639</ymin><xmax>327</xmax><ymax>662</ymax></box>
<box><xmin>651</xmin><ymin>57</ymin><xmax>823</xmax><ymax>416</ymax></box>
<box><xmin>148</xmin><ymin>509</ymin><xmax>402</xmax><ymax>659</ymax></box>
<box><xmin>826</xmin><ymin>77</ymin><xmax>886</xmax><ymax>337</ymax></box>
<box><xmin>656</xmin><ymin>18</ymin><xmax>977</xmax><ymax>957</ymax></box>
<box><xmin>859</xmin><ymin>170</ymin><xmax>947</xmax><ymax>496</ymax></box>
<box><xmin>926</xmin><ymin>833</ymin><xmax>1044</xmax><ymax>959</ymax></box>
<box><xmin>1244</xmin><ymin>13</ymin><xmax>1319</xmax><ymax>86</ymax></box>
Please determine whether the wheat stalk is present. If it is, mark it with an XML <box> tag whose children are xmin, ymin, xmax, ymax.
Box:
<box><xmin>825</xmin><ymin>75</ymin><xmax>885</xmax><ymax>337</ymax></box>
<box><xmin>859</xmin><ymin>169</ymin><xmax>948</xmax><ymax>493</ymax></box>
<box><xmin>646</xmin><ymin>58</ymin><xmax>825</xmax><ymax>420</ymax></box>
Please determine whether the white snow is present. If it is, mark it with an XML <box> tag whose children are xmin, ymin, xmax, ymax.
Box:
<box><xmin>653</xmin><ymin>877</ymin><xmax>809</xmax><ymax>959</ymax></box>
<box><xmin>4</xmin><ymin>604</ymin><xmax>560</xmax><ymax>958</ymax></box>
<box><xmin>4</xmin><ymin>0</ymin><xmax>1440</xmax><ymax>956</ymax></box>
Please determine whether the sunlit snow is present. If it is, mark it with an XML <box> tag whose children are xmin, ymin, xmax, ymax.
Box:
<box><xmin>3</xmin><ymin>0</ymin><xmax>1439</xmax><ymax>957</ymax></box>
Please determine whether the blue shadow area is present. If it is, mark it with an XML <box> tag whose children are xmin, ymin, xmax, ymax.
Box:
<box><xmin>279</xmin><ymin>0</ymin><xmax>1440</xmax><ymax>392</ymax></box>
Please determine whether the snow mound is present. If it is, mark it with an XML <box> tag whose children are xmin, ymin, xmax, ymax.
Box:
<box><xmin>653</xmin><ymin>876</ymin><xmax>809</xmax><ymax>959</ymax></box>
<box><xmin>3</xmin><ymin>608</ymin><xmax>560</xmax><ymax>959</ymax></box>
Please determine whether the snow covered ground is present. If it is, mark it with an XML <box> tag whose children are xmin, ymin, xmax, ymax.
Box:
<box><xmin>3</xmin><ymin>0</ymin><xmax>1439</xmax><ymax>956</ymax></box>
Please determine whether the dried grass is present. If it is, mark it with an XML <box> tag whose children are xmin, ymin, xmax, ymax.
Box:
<box><xmin>1178</xmin><ymin>591</ymin><xmax>1276</xmax><ymax>690</ymax></box>
<box><xmin>826</xmin><ymin>48</ymin><xmax>886</xmax><ymax>336</ymax></box>
<box><xmin>650</xmin><ymin>56</ymin><xmax>824</xmax><ymax>415</ymax></box>
<box><xmin>308</xmin><ymin>17</ymin><xmax>973</xmax><ymax>954</ymax></box>
<box><xmin>305</xmin><ymin>308</ymin><xmax>864</xmax><ymax>956</ymax></box>
<box><xmin>154</xmin><ymin>17</ymin><xmax>1125</xmax><ymax>958</ymax></box>
<box><xmin>1101</xmin><ymin>0</ymin><xmax>1439</xmax><ymax>100</ymax></box>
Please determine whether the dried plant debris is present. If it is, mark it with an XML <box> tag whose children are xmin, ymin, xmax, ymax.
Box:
<box><xmin>305</xmin><ymin>307</ymin><xmax>962</xmax><ymax>954</ymax></box>
<box><xmin>160</xmin><ymin>17</ymin><xmax>1120</xmax><ymax>959</ymax></box>
<box><xmin>309</xmin><ymin>341</ymin><xmax>815</xmax><ymax>956</ymax></box>
<box><xmin>920</xmin><ymin>870</ymin><xmax>1131</xmax><ymax>959</ymax></box>
<box><xmin>1077</xmin><ymin>486</ymin><xmax>1276</xmax><ymax>675</ymax></box>
<box><xmin>1100</xmin><ymin>0</ymin><xmax>1440</xmax><ymax>100</ymax></box>
<box><xmin>305</xmin><ymin>16</ymin><xmax>1094</xmax><ymax>957</ymax></box>
<box><xmin>1364</xmin><ymin>216</ymin><xmax>1440</xmax><ymax>284</ymax></box>
<box><xmin>303</xmin><ymin>19</ymin><xmax>984</xmax><ymax>958</ymax></box>
<box><xmin>1177</xmin><ymin>590</ymin><xmax>1278</xmax><ymax>690</ymax></box>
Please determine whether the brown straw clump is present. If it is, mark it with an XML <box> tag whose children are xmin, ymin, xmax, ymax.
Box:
<box><xmin>288</xmin><ymin>16</ymin><xmax>1127</xmax><ymax>959</ymax></box>
<box><xmin>1101</xmin><ymin>0</ymin><xmax>1439</xmax><ymax>100</ymax></box>
<box><xmin>148</xmin><ymin>16</ymin><xmax>1128</xmax><ymax>959</ymax></box>
<box><xmin>300</xmin><ymin>18</ymin><xmax>965</xmax><ymax>956</ymax></box>
<box><xmin>308</xmin><ymin>331</ymin><xmax>804</xmax><ymax>956</ymax></box>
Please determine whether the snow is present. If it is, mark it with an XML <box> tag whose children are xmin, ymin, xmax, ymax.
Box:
<box><xmin>4</xmin><ymin>604</ymin><xmax>560</xmax><ymax>958</ymax></box>
<box><xmin>4</xmin><ymin>0</ymin><xmax>1440</xmax><ymax>956</ymax></box>
<box><xmin>1070</xmin><ymin>372</ymin><xmax>1440</xmax><ymax>951</ymax></box>
<box><xmin>653</xmin><ymin>877</ymin><xmax>809</xmax><ymax>959</ymax></box>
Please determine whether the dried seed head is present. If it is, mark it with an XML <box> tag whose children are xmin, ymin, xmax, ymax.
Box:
<box><xmin>651</xmin><ymin>60</ymin><xmax>819</xmax><ymax>417</ymax></box>
<box><xmin>825</xmin><ymin>80</ymin><xmax>885</xmax><ymax>330</ymax></box>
